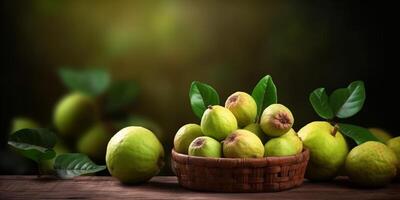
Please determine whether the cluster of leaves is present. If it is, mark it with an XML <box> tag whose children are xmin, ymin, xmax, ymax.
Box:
<box><xmin>8</xmin><ymin>128</ymin><xmax>106</xmax><ymax>178</ymax></box>
<box><xmin>189</xmin><ymin>75</ymin><xmax>277</xmax><ymax>121</ymax></box>
<box><xmin>309</xmin><ymin>81</ymin><xmax>380</xmax><ymax>144</ymax></box>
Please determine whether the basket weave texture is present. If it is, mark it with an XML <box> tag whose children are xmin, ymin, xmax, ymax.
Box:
<box><xmin>171</xmin><ymin>148</ymin><xmax>309</xmax><ymax>192</ymax></box>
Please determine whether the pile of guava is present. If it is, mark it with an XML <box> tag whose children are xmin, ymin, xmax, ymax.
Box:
<box><xmin>174</xmin><ymin>91</ymin><xmax>302</xmax><ymax>159</ymax></box>
<box><xmin>298</xmin><ymin>121</ymin><xmax>400</xmax><ymax>187</ymax></box>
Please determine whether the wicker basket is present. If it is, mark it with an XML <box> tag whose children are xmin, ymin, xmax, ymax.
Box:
<box><xmin>171</xmin><ymin>148</ymin><xmax>309</xmax><ymax>192</ymax></box>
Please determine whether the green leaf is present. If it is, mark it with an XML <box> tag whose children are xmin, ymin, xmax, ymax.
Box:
<box><xmin>329</xmin><ymin>81</ymin><xmax>366</xmax><ymax>118</ymax></box>
<box><xmin>105</xmin><ymin>80</ymin><xmax>139</xmax><ymax>112</ymax></box>
<box><xmin>251</xmin><ymin>75</ymin><xmax>277</xmax><ymax>118</ymax></box>
<box><xmin>8</xmin><ymin>128</ymin><xmax>57</xmax><ymax>162</ymax></box>
<box><xmin>309</xmin><ymin>88</ymin><xmax>334</xmax><ymax>120</ymax></box>
<box><xmin>58</xmin><ymin>67</ymin><xmax>111</xmax><ymax>96</ymax></box>
<box><xmin>338</xmin><ymin>123</ymin><xmax>381</xmax><ymax>145</ymax></box>
<box><xmin>189</xmin><ymin>81</ymin><xmax>220</xmax><ymax>119</ymax></box>
<box><xmin>54</xmin><ymin>153</ymin><xmax>106</xmax><ymax>179</ymax></box>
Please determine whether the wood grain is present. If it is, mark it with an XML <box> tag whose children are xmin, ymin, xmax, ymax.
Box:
<box><xmin>0</xmin><ymin>176</ymin><xmax>399</xmax><ymax>200</ymax></box>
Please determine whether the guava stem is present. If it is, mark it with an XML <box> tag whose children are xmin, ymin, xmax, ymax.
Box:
<box><xmin>207</xmin><ymin>105</ymin><xmax>213</xmax><ymax>109</ymax></box>
<box><xmin>331</xmin><ymin>123</ymin><xmax>339</xmax><ymax>136</ymax></box>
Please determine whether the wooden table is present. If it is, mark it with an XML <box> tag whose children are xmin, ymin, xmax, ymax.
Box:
<box><xmin>0</xmin><ymin>176</ymin><xmax>399</xmax><ymax>200</ymax></box>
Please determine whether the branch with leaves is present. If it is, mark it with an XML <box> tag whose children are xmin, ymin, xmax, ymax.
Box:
<box><xmin>309</xmin><ymin>81</ymin><xmax>380</xmax><ymax>144</ymax></box>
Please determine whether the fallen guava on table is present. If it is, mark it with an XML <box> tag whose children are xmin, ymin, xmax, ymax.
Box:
<box><xmin>106</xmin><ymin>126</ymin><xmax>164</xmax><ymax>184</ymax></box>
<box><xmin>345</xmin><ymin>141</ymin><xmax>398</xmax><ymax>187</ymax></box>
<box><xmin>298</xmin><ymin>121</ymin><xmax>349</xmax><ymax>181</ymax></box>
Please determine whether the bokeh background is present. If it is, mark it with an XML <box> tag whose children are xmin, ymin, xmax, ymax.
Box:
<box><xmin>1</xmin><ymin>0</ymin><xmax>392</xmax><ymax>175</ymax></box>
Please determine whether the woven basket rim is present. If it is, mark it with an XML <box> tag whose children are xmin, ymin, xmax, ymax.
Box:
<box><xmin>172</xmin><ymin>148</ymin><xmax>309</xmax><ymax>168</ymax></box>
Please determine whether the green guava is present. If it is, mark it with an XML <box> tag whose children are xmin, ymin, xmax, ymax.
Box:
<box><xmin>244</xmin><ymin>123</ymin><xmax>268</xmax><ymax>144</ymax></box>
<box><xmin>174</xmin><ymin>123</ymin><xmax>203</xmax><ymax>154</ymax></box>
<box><xmin>201</xmin><ymin>105</ymin><xmax>238</xmax><ymax>141</ymax></box>
<box><xmin>387</xmin><ymin>136</ymin><xmax>400</xmax><ymax>175</ymax></box>
<box><xmin>53</xmin><ymin>92</ymin><xmax>98</xmax><ymax>138</ymax></box>
<box><xmin>368</xmin><ymin>128</ymin><xmax>393</xmax><ymax>143</ymax></box>
<box><xmin>106</xmin><ymin>126</ymin><xmax>164</xmax><ymax>184</ymax></box>
<box><xmin>260</xmin><ymin>104</ymin><xmax>294</xmax><ymax>137</ymax></box>
<box><xmin>77</xmin><ymin>122</ymin><xmax>113</xmax><ymax>163</ymax></box>
<box><xmin>285</xmin><ymin>129</ymin><xmax>303</xmax><ymax>154</ymax></box>
<box><xmin>222</xmin><ymin>129</ymin><xmax>264</xmax><ymax>158</ymax></box>
<box><xmin>188</xmin><ymin>136</ymin><xmax>221</xmax><ymax>158</ymax></box>
<box><xmin>225</xmin><ymin>91</ymin><xmax>257</xmax><ymax>127</ymax></box>
<box><xmin>264</xmin><ymin>129</ymin><xmax>302</xmax><ymax>157</ymax></box>
<box><xmin>10</xmin><ymin>117</ymin><xmax>39</xmax><ymax>134</ymax></box>
<box><xmin>345</xmin><ymin>141</ymin><xmax>398</xmax><ymax>187</ymax></box>
<box><xmin>298</xmin><ymin>121</ymin><xmax>348</xmax><ymax>181</ymax></box>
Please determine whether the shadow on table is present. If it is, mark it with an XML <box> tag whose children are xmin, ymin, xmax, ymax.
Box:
<box><xmin>306</xmin><ymin>176</ymin><xmax>400</xmax><ymax>191</ymax></box>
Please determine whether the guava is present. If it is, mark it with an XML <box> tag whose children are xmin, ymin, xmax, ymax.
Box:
<box><xmin>285</xmin><ymin>129</ymin><xmax>303</xmax><ymax>154</ymax></box>
<box><xmin>387</xmin><ymin>136</ymin><xmax>400</xmax><ymax>175</ymax></box>
<box><xmin>222</xmin><ymin>129</ymin><xmax>264</xmax><ymax>158</ymax></box>
<box><xmin>77</xmin><ymin>122</ymin><xmax>114</xmax><ymax>163</ymax></box>
<box><xmin>260</xmin><ymin>104</ymin><xmax>294</xmax><ymax>137</ymax></box>
<box><xmin>368</xmin><ymin>128</ymin><xmax>392</xmax><ymax>143</ymax></box>
<box><xmin>174</xmin><ymin>124</ymin><xmax>203</xmax><ymax>154</ymax></box>
<box><xmin>264</xmin><ymin>129</ymin><xmax>302</xmax><ymax>157</ymax></box>
<box><xmin>244</xmin><ymin>123</ymin><xmax>268</xmax><ymax>144</ymax></box>
<box><xmin>201</xmin><ymin>105</ymin><xmax>238</xmax><ymax>141</ymax></box>
<box><xmin>298</xmin><ymin>121</ymin><xmax>348</xmax><ymax>181</ymax></box>
<box><xmin>106</xmin><ymin>126</ymin><xmax>164</xmax><ymax>184</ymax></box>
<box><xmin>53</xmin><ymin>92</ymin><xmax>98</xmax><ymax>138</ymax></box>
<box><xmin>188</xmin><ymin>136</ymin><xmax>221</xmax><ymax>158</ymax></box>
<box><xmin>225</xmin><ymin>91</ymin><xmax>257</xmax><ymax>127</ymax></box>
<box><xmin>10</xmin><ymin>117</ymin><xmax>39</xmax><ymax>134</ymax></box>
<box><xmin>345</xmin><ymin>141</ymin><xmax>398</xmax><ymax>187</ymax></box>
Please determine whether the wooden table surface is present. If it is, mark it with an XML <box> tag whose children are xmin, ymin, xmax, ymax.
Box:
<box><xmin>0</xmin><ymin>176</ymin><xmax>399</xmax><ymax>200</ymax></box>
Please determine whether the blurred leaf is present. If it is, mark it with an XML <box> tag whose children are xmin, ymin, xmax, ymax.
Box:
<box><xmin>8</xmin><ymin>129</ymin><xmax>57</xmax><ymax>163</ymax></box>
<box><xmin>105</xmin><ymin>80</ymin><xmax>139</xmax><ymax>112</ymax></box>
<box><xmin>189</xmin><ymin>81</ymin><xmax>220</xmax><ymax>119</ymax></box>
<box><xmin>58</xmin><ymin>68</ymin><xmax>111</xmax><ymax>96</ymax></box>
<box><xmin>54</xmin><ymin>153</ymin><xmax>106</xmax><ymax>179</ymax></box>
<box><xmin>338</xmin><ymin>123</ymin><xmax>381</xmax><ymax>145</ymax></box>
<box><xmin>329</xmin><ymin>81</ymin><xmax>365</xmax><ymax>118</ymax></box>
<box><xmin>309</xmin><ymin>88</ymin><xmax>334</xmax><ymax>120</ymax></box>
<box><xmin>251</xmin><ymin>75</ymin><xmax>277</xmax><ymax>119</ymax></box>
